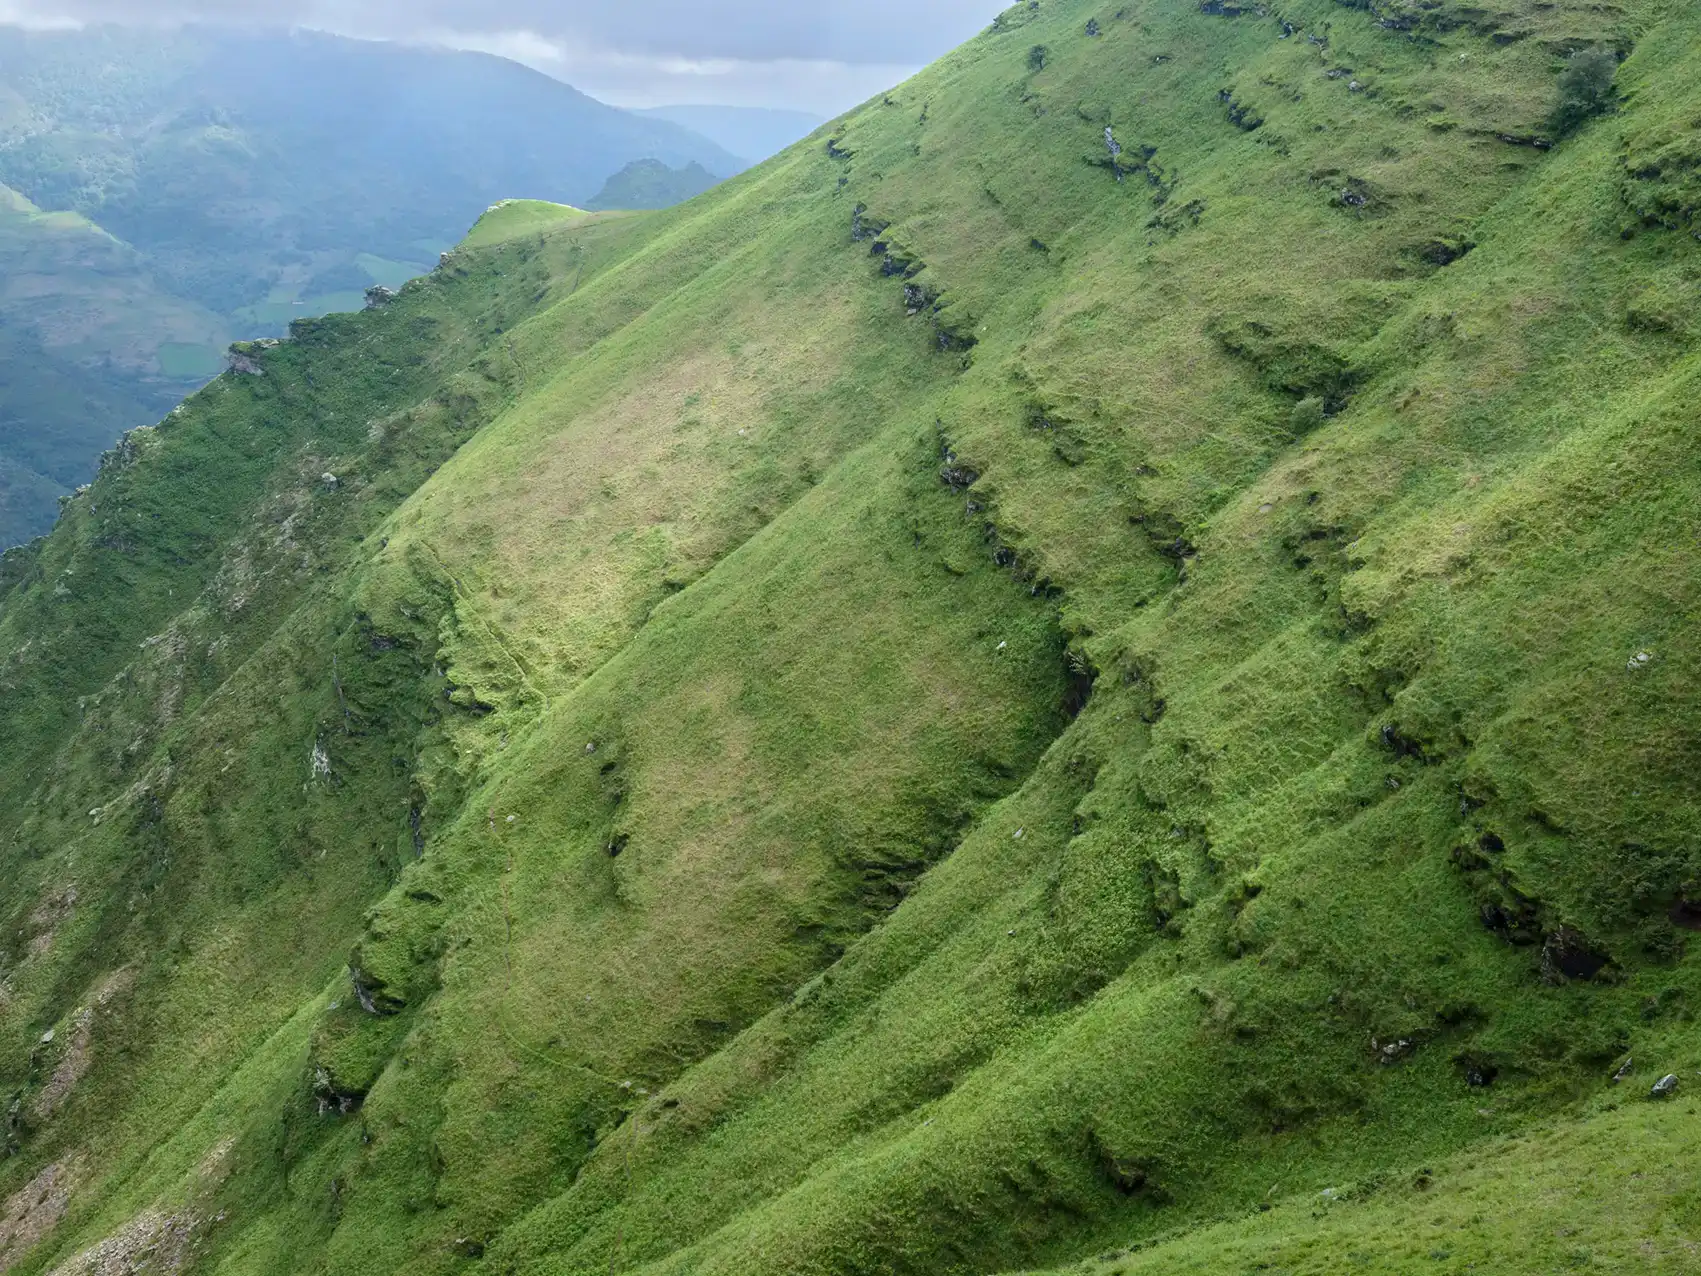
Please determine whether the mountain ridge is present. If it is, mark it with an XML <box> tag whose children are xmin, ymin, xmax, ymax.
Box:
<box><xmin>0</xmin><ymin>2</ymin><xmax>1698</xmax><ymax>1274</ymax></box>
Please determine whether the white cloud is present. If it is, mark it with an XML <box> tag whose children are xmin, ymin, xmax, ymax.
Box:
<box><xmin>0</xmin><ymin>1</ymin><xmax>991</xmax><ymax>114</ymax></box>
<box><xmin>413</xmin><ymin>25</ymin><xmax>923</xmax><ymax>112</ymax></box>
<box><xmin>0</xmin><ymin>2</ymin><xmax>83</xmax><ymax>28</ymax></box>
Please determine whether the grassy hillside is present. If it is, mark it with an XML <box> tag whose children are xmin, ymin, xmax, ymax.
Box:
<box><xmin>1</xmin><ymin>2</ymin><xmax>1698</xmax><ymax>1275</ymax></box>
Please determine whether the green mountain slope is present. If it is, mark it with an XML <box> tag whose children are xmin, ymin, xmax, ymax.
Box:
<box><xmin>1</xmin><ymin>2</ymin><xmax>1698</xmax><ymax>1274</ymax></box>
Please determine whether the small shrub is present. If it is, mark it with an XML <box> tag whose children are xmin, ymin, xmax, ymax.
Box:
<box><xmin>1290</xmin><ymin>396</ymin><xmax>1327</xmax><ymax>435</ymax></box>
<box><xmin>1549</xmin><ymin>47</ymin><xmax>1618</xmax><ymax>138</ymax></box>
<box><xmin>1028</xmin><ymin>45</ymin><xmax>1049</xmax><ymax>73</ymax></box>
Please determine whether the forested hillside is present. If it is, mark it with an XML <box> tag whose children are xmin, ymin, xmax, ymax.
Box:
<box><xmin>0</xmin><ymin>3</ymin><xmax>1697</xmax><ymax>1275</ymax></box>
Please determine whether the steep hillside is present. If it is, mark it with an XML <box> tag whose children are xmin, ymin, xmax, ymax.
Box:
<box><xmin>1</xmin><ymin>2</ymin><xmax>1698</xmax><ymax>1275</ymax></box>
<box><xmin>0</xmin><ymin>24</ymin><xmax>741</xmax><ymax>545</ymax></box>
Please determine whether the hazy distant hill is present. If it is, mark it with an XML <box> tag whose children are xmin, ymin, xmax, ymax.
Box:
<box><xmin>585</xmin><ymin>158</ymin><xmax>722</xmax><ymax>210</ymax></box>
<box><xmin>0</xmin><ymin>180</ymin><xmax>219</xmax><ymax>544</ymax></box>
<box><xmin>636</xmin><ymin>104</ymin><xmax>827</xmax><ymax>163</ymax></box>
<box><xmin>0</xmin><ymin>25</ymin><xmax>741</xmax><ymax>545</ymax></box>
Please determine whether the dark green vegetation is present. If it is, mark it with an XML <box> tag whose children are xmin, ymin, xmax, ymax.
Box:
<box><xmin>586</xmin><ymin>161</ymin><xmax>724</xmax><ymax>211</ymax></box>
<box><xmin>0</xmin><ymin>25</ymin><xmax>740</xmax><ymax>546</ymax></box>
<box><xmin>2</xmin><ymin>2</ymin><xmax>1699</xmax><ymax>1274</ymax></box>
<box><xmin>1549</xmin><ymin>47</ymin><xmax>1620</xmax><ymax>138</ymax></box>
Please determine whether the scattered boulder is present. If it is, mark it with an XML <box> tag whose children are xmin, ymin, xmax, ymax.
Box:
<box><xmin>1372</xmin><ymin>1036</ymin><xmax>1417</xmax><ymax>1065</ymax></box>
<box><xmin>364</xmin><ymin>285</ymin><xmax>398</xmax><ymax>309</ymax></box>
<box><xmin>1651</xmin><ymin>1073</ymin><xmax>1679</xmax><ymax>1099</ymax></box>
<box><xmin>940</xmin><ymin>463</ymin><xmax>981</xmax><ymax>490</ymax></box>
<box><xmin>1612</xmin><ymin>1056</ymin><xmax>1635</xmax><ymax>1084</ymax></box>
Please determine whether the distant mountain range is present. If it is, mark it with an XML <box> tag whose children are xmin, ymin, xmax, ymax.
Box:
<box><xmin>0</xmin><ymin>25</ymin><xmax>744</xmax><ymax>546</ymax></box>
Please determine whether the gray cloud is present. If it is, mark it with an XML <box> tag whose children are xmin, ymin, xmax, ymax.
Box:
<box><xmin>0</xmin><ymin>1</ymin><xmax>1000</xmax><ymax>112</ymax></box>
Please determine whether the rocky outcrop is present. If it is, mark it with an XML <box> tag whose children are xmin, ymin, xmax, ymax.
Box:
<box><xmin>224</xmin><ymin>339</ymin><xmax>281</xmax><ymax>376</ymax></box>
<box><xmin>44</xmin><ymin>1210</ymin><xmax>198</xmax><ymax>1276</ymax></box>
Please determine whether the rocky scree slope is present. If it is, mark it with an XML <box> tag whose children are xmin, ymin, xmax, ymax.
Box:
<box><xmin>1</xmin><ymin>2</ymin><xmax>1699</xmax><ymax>1274</ymax></box>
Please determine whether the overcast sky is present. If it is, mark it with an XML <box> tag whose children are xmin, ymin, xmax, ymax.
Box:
<box><xmin>0</xmin><ymin>1</ymin><xmax>999</xmax><ymax>114</ymax></box>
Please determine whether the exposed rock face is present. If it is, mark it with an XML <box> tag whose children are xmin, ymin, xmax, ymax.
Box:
<box><xmin>364</xmin><ymin>285</ymin><xmax>398</xmax><ymax>309</ymax></box>
<box><xmin>225</xmin><ymin>348</ymin><xmax>264</xmax><ymax>376</ymax></box>
<box><xmin>44</xmin><ymin>1210</ymin><xmax>198</xmax><ymax>1276</ymax></box>
<box><xmin>25</xmin><ymin>886</ymin><xmax>76</xmax><ymax>958</ymax></box>
<box><xmin>0</xmin><ymin>1160</ymin><xmax>78</xmax><ymax>1274</ymax></box>
<box><xmin>29</xmin><ymin>971</ymin><xmax>135</xmax><ymax>1124</ymax></box>
<box><xmin>349</xmin><ymin>963</ymin><xmax>403</xmax><ymax>1016</ymax></box>
<box><xmin>33</xmin><ymin>1140</ymin><xmax>232</xmax><ymax>1276</ymax></box>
